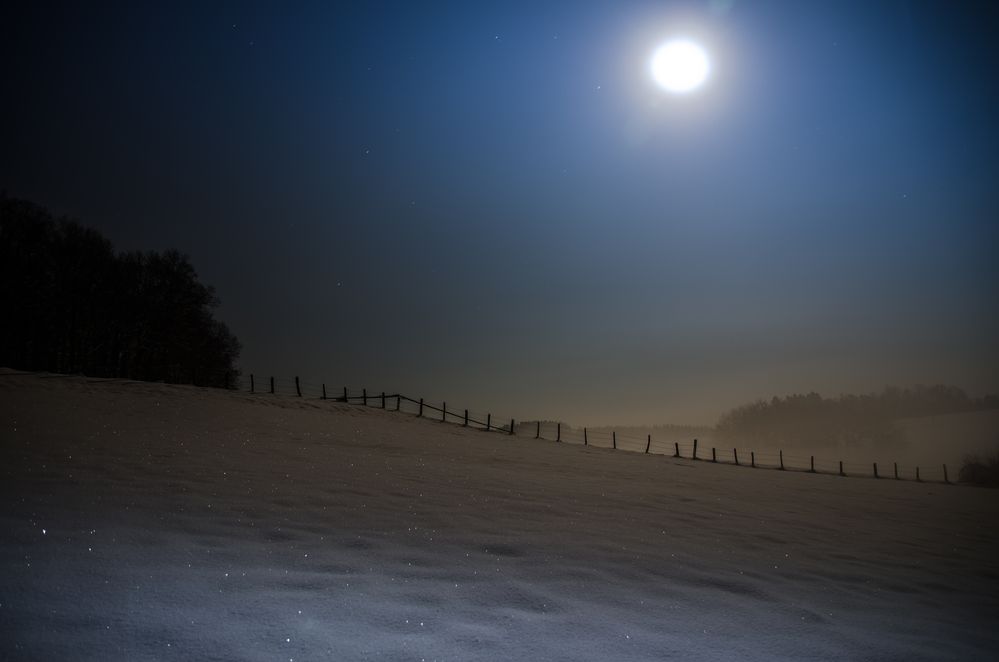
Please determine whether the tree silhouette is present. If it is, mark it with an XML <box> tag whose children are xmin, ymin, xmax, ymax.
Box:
<box><xmin>0</xmin><ymin>195</ymin><xmax>240</xmax><ymax>387</ymax></box>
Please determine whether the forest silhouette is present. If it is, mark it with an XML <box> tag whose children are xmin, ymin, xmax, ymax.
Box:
<box><xmin>0</xmin><ymin>195</ymin><xmax>240</xmax><ymax>387</ymax></box>
<box><xmin>716</xmin><ymin>386</ymin><xmax>998</xmax><ymax>450</ymax></box>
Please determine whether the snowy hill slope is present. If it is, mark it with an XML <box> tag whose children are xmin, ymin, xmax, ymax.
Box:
<box><xmin>1</xmin><ymin>370</ymin><xmax>997</xmax><ymax>660</ymax></box>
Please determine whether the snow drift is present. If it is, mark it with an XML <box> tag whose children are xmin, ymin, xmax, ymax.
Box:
<box><xmin>1</xmin><ymin>370</ymin><xmax>997</xmax><ymax>660</ymax></box>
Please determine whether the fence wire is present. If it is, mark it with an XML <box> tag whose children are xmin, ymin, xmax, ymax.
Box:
<box><xmin>239</xmin><ymin>372</ymin><xmax>958</xmax><ymax>485</ymax></box>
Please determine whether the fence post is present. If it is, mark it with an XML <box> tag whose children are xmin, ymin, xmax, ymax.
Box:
<box><xmin>734</xmin><ymin>448</ymin><xmax>739</xmax><ymax>465</ymax></box>
<box><xmin>396</xmin><ymin>395</ymin><xmax>401</xmax><ymax>411</ymax></box>
<box><xmin>382</xmin><ymin>392</ymin><xmax>386</xmax><ymax>409</ymax></box>
<box><xmin>487</xmin><ymin>414</ymin><xmax>492</xmax><ymax>431</ymax></box>
<box><xmin>674</xmin><ymin>442</ymin><xmax>680</xmax><ymax>458</ymax></box>
<box><xmin>464</xmin><ymin>409</ymin><xmax>469</xmax><ymax>427</ymax></box>
<box><xmin>646</xmin><ymin>435</ymin><xmax>651</xmax><ymax>454</ymax></box>
<box><xmin>779</xmin><ymin>450</ymin><xmax>785</xmax><ymax>470</ymax></box>
<box><xmin>693</xmin><ymin>439</ymin><xmax>698</xmax><ymax>460</ymax></box>
<box><xmin>536</xmin><ymin>421</ymin><xmax>541</xmax><ymax>439</ymax></box>
<box><xmin>343</xmin><ymin>386</ymin><xmax>348</xmax><ymax>402</ymax></box>
<box><xmin>839</xmin><ymin>461</ymin><xmax>845</xmax><ymax>477</ymax></box>
<box><xmin>894</xmin><ymin>462</ymin><xmax>899</xmax><ymax>480</ymax></box>
<box><xmin>250</xmin><ymin>374</ymin><xmax>255</xmax><ymax>393</ymax></box>
<box><xmin>751</xmin><ymin>451</ymin><xmax>756</xmax><ymax>468</ymax></box>
<box><xmin>322</xmin><ymin>383</ymin><xmax>327</xmax><ymax>400</ymax></box>
<box><xmin>916</xmin><ymin>466</ymin><xmax>921</xmax><ymax>482</ymax></box>
<box><xmin>295</xmin><ymin>376</ymin><xmax>301</xmax><ymax>397</ymax></box>
<box><xmin>442</xmin><ymin>402</ymin><xmax>447</xmax><ymax>422</ymax></box>
<box><xmin>943</xmin><ymin>464</ymin><xmax>949</xmax><ymax>484</ymax></box>
<box><xmin>419</xmin><ymin>398</ymin><xmax>424</xmax><ymax>417</ymax></box>
<box><xmin>873</xmin><ymin>462</ymin><xmax>879</xmax><ymax>479</ymax></box>
<box><xmin>583</xmin><ymin>428</ymin><xmax>587</xmax><ymax>445</ymax></box>
<box><xmin>270</xmin><ymin>376</ymin><xmax>274</xmax><ymax>394</ymax></box>
<box><xmin>711</xmin><ymin>448</ymin><xmax>717</xmax><ymax>463</ymax></box>
<box><xmin>556</xmin><ymin>422</ymin><xmax>560</xmax><ymax>442</ymax></box>
<box><xmin>612</xmin><ymin>431</ymin><xmax>617</xmax><ymax>449</ymax></box>
<box><xmin>810</xmin><ymin>456</ymin><xmax>815</xmax><ymax>473</ymax></box>
<box><xmin>509</xmin><ymin>418</ymin><xmax>515</xmax><ymax>435</ymax></box>
<box><xmin>363</xmin><ymin>388</ymin><xmax>368</xmax><ymax>406</ymax></box>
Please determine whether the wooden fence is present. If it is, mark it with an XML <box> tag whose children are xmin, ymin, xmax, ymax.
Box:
<box><xmin>241</xmin><ymin>373</ymin><xmax>955</xmax><ymax>485</ymax></box>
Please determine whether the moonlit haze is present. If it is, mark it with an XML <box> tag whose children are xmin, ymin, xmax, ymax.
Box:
<box><xmin>1</xmin><ymin>1</ymin><xmax>997</xmax><ymax>428</ymax></box>
<box><xmin>2</xmin><ymin>3</ymin><xmax>999</xmax><ymax>660</ymax></box>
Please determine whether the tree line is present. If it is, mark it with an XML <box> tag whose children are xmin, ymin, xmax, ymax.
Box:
<box><xmin>716</xmin><ymin>386</ymin><xmax>999</xmax><ymax>449</ymax></box>
<box><xmin>0</xmin><ymin>195</ymin><xmax>240</xmax><ymax>387</ymax></box>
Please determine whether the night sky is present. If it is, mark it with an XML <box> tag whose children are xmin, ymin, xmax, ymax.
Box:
<box><xmin>3</xmin><ymin>1</ymin><xmax>997</xmax><ymax>425</ymax></box>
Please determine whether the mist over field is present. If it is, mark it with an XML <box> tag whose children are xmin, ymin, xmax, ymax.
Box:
<box><xmin>897</xmin><ymin>410</ymin><xmax>999</xmax><ymax>467</ymax></box>
<box><xmin>711</xmin><ymin>387</ymin><xmax>999</xmax><ymax>470</ymax></box>
<box><xmin>520</xmin><ymin>386</ymin><xmax>999</xmax><ymax>473</ymax></box>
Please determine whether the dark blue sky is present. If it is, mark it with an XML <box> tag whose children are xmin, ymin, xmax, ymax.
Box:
<box><xmin>3</xmin><ymin>1</ymin><xmax>997</xmax><ymax>424</ymax></box>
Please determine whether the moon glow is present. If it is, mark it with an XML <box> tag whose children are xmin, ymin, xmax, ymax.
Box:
<box><xmin>650</xmin><ymin>39</ymin><xmax>710</xmax><ymax>93</ymax></box>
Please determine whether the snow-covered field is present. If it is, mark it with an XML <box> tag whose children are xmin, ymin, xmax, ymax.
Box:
<box><xmin>2</xmin><ymin>370</ymin><xmax>997</xmax><ymax>661</ymax></box>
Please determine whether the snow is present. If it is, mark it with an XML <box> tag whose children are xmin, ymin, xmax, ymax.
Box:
<box><xmin>1</xmin><ymin>369</ymin><xmax>997</xmax><ymax>660</ymax></box>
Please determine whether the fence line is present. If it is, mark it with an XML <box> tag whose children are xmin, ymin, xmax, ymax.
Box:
<box><xmin>239</xmin><ymin>373</ymin><xmax>955</xmax><ymax>486</ymax></box>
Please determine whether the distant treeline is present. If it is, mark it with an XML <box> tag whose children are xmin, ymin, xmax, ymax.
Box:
<box><xmin>716</xmin><ymin>386</ymin><xmax>999</xmax><ymax>449</ymax></box>
<box><xmin>0</xmin><ymin>195</ymin><xmax>240</xmax><ymax>387</ymax></box>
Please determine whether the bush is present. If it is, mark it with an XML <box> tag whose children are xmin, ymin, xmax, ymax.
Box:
<box><xmin>959</xmin><ymin>453</ymin><xmax>999</xmax><ymax>487</ymax></box>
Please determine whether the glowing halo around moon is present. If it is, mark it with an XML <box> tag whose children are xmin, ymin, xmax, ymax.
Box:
<box><xmin>650</xmin><ymin>39</ymin><xmax>710</xmax><ymax>93</ymax></box>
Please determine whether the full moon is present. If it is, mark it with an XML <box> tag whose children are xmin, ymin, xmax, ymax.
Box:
<box><xmin>650</xmin><ymin>39</ymin><xmax>710</xmax><ymax>93</ymax></box>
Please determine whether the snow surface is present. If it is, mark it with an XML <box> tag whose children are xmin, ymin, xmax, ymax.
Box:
<box><xmin>1</xmin><ymin>370</ymin><xmax>997</xmax><ymax>661</ymax></box>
